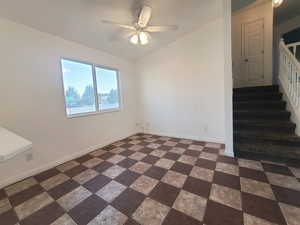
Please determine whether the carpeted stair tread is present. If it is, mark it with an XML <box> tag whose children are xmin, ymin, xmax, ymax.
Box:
<box><xmin>235</xmin><ymin>143</ymin><xmax>300</xmax><ymax>159</ymax></box>
<box><xmin>233</xmin><ymin>93</ymin><xmax>283</xmax><ymax>101</ymax></box>
<box><xmin>234</xmin><ymin>131</ymin><xmax>300</xmax><ymax>147</ymax></box>
<box><xmin>234</xmin><ymin>120</ymin><xmax>296</xmax><ymax>133</ymax></box>
<box><xmin>233</xmin><ymin>85</ymin><xmax>279</xmax><ymax>93</ymax></box>
<box><xmin>234</xmin><ymin>100</ymin><xmax>286</xmax><ymax>110</ymax></box>
<box><xmin>233</xmin><ymin>110</ymin><xmax>291</xmax><ymax>121</ymax></box>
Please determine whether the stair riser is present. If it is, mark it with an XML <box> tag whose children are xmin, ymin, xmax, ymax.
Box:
<box><xmin>234</xmin><ymin>125</ymin><xmax>295</xmax><ymax>134</ymax></box>
<box><xmin>233</xmin><ymin>85</ymin><xmax>279</xmax><ymax>93</ymax></box>
<box><xmin>233</xmin><ymin>95</ymin><xmax>282</xmax><ymax>101</ymax></box>
<box><xmin>234</xmin><ymin>103</ymin><xmax>286</xmax><ymax>110</ymax></box>
<box><xmin>233</xmin><ymin>113</ymin><xmax>290</xmax><ymax>121</ymax></box>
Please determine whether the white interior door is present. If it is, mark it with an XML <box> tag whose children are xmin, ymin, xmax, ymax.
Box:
<box><xmin>241</xmin><ymin>18</ymin><xmax>264</xmax><ymax>86</ymax></box>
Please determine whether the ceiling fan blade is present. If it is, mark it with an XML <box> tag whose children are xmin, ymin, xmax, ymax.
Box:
<box><xmin>138</xmin><ymin>5</ymin><xmax>152</xmax><ymax>28</ymax></box>
<box><xmin>145</xmin><ymin>25</ymin><xmax>178</xmax><ymax>32</ymax></box>
<box><xmin>102</xmin><ymin>20</ymin><xmax>135</xmax><ymax>30</ymax></box>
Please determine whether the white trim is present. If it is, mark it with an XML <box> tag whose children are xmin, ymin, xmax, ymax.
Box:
<box><xmin>0</xmin><ymin>132</ymin><xmax>137</xmax><ymax>189</ymax></box>
<box><xmin>223</xmin><ymin>0</ymin><xmax>234</xmax><ymax>157</ymax></box>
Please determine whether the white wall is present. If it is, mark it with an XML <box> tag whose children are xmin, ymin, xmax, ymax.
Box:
<box><xmin>232</xmin><ymin>1</ymin><xmax>274</xmax><ymax>87</ymax></box>
<box><xmin>0</xmin><ymin>18</ymin><xmax>138</xmax><ymax>188</ymax></box>
<box><xmin>136</xmin><ymin>3</ymin><xmax>227</xmax><ymax>144</ymax></box>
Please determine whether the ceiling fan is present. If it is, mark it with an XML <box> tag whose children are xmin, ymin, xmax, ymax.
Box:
<box><xmin>102</xmin><ymin>5</ymin><xmax>178</xmax><ymax>45</ymax></box>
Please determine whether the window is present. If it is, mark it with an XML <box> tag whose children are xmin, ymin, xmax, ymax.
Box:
<box><xmin>61</xmin><ymin>58</ymin><xmax>120</xmax><ymax>117</ymax></box>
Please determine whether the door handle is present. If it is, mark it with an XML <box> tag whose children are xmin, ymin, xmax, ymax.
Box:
<box><xmin>244</xmin><ymin>59</ymin><xmax>249</xmax><ymax>62</ymax></box>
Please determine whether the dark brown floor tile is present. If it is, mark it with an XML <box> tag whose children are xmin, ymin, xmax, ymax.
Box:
<box><xmin>149</xmin><ymin>182</ymin><xmax>180</xmax><ymax>207</ymax></box>
<box><xmin>48</xmin><ymin>180</ymin><xmax>79</xmax><ymax>200</ymax></box>
<box><xmin>171</xmin><ymin>162</ymin><xmax>193</xmax><ymax>175</ymax></box>
<box><xmin>195</xmin><ymin>158</ymin><xmax>216</xmax><ymax>170</ymax></box>
<box><xmin>9</xmin><ymin>184</ymin><xmax>44</xmax><ymax>207</ymax></box>
<box><xmin>34</xmin><ymin>168</ymin><xmax>60</xmax><ymax>182</ymax></box>
<box><xmin>119</xmin><ymin>150</ymin><xmax>135</xmax><ymax>157</ymax></box>
<box><xmin>160</xmin><ymin>145</ymin><xmax>172</xmax><ymax>151</ymax></box>
<box><xmin>142</xmin><ymin>155</ymin><xmax>160</xmax><ymax>164</ymax></box>
<box><xmin>213</xmin><ymin>171</ymin><xmax>241</xmax><ymax>190</ymax></box>
<box><xmin>175</xmin><ymin>143</ymin><xmax>189</xmax><ymax>148</ymax></box>
<box><xmin>164</xmin><ymin>152</ymin><xmax>181</xmax><ymax>160</ymax></box>
<box><xmin>112</xmin><ymin>188</ymin><xmax>146</xmax><ymax>216</ymax></box>
<box><xmin>204</xmin><ymin>200</ymin><xmax>243</xmax><ymax>225</ymax></box>
<box><xmin>75</xmin><ymin>154</ymin><xmax>93</xmax><ymax>164</ymax></box>
<box><xmin>64</xmin><ymin>165</ymin><xmax>88</xmax><ymax>177</ymax></box>
<box><xmin>239</xmin><ymin>167</ymin><xmax>268</xmax><ymax>183</ymax></box>
<box><xmin>192</xmin><ymin>141</ymin><xmax>205</xmax><ymax>146</ymax></box>
<box><xmin>154</xmin><ymin>140</ymin><xmax>165</xmax><ymax>145</ymax></box>
<box><xmin>124</xmin><ymin>218</ymin><xmax>140</xmax><ymax>225</ymax></box>
<box><xmin>144</xmin><ymin>166</ymin><xmax>168</xmax><ymax>180</ymax></box>
<box><xmin>203</xmin><ymin>147</ymin><xmax>219</xmax><ymax>154</ymax></box>
<box><xmin>103</xmin><ymin>144</ymin><xmax>115</xmax><ymax>150</ymax></box>
<box><xmin>262</xmin><ymin>163</ymin><xmax>294</xmax><ymax>176</ymax></box>
<box><xmin>0</xmin><ymin>189</ymin><xmax>6</xmax><ymax>200</ymax></box>
<box><xmin>115</xmin><ymin>170</ymin><xmax>140</xmax><ymax>186</ymax></box>
<box><xmin>272</xmin><ymin>185</ymin><xmax>300</xmax><ymax>207</ymax></box>
<box><xmin>94</xmin><ymin>161</ymin><xmax>114</xmax><ymax>173</ymax></box>
<box><xmin>0</xmin><ymin>210</ymin><xmax>19</xmax><ymax>225</ymax></box>
<box><xmin>118</xmin><ymin>158</ymin><xmax>137</xmax><ymax>168</ymax></box>
<box><xmin>20</xmin><ymin>202</ymin><xmax>64</xmax><ymax>225</ymax></box>
<box><xmin>241</xmin><ymin>192</ymin><xmax>286</xmax><ymax>225</ymax></box>
<box><xmin>69</xmin><ymin>195</ymin><xmax>107</xmax><ymax>225</ymax></box>
<box><xmin>139</xmin><ymin>147</ymin><xmax>154</xmax><ymax>154</ymax></box>
<box><xmin>217</xmin><ymin>155</ymin><xmax>238</xmax><ymax>165</ymax></box>
<box><xmin>183</xmin><ymin>177</ymin><xmax>211</xmax><ymax>199</ymax></box>
<box><xmin>162</xmin><ymin>209</ymin><xmax>202</xmax><ymax>225</ymax></box>
<box><xmin>83</xmin><ymin>175</ymin><xmax>111</xmax><ymax>193</ymax></box>
<box><xmin>121</xmin><ymin>143</ymin><xmax>134</xmax><ymax>149</ymax></box>
<box><xmin>99</xmin><ymin>152</ymin><xmax>115</xmax><ymax>160</ymax></box>
<box><xmin>184</xmin><ymin>150</ymin><xmax>201</xmax><ymax>157</ymax></box>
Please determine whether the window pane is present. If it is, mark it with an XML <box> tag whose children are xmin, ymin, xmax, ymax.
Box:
<box><xmin>61</xmin><ymin>59</ymin><xmax>96</xmax><ymax>116</ymax></box>
<box><xmin>95</xmin><ymin>67</ymin><xmax>120</xmax><ymax>111</ymax></box>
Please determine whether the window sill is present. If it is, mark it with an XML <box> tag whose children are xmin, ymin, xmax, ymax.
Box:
<box><xmin>66</xmin><ymin>108</ymin><xmax>121</xmax><ymax>119</ymax></box>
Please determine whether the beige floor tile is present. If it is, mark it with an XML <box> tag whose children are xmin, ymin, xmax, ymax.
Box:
<box><xmin>164</xmin><ymin>141</ymin><xmax>177</xmax><ymax>147</ymax></box>
<box><xmin>96</xmin><ymin>181</ymin><xmax>126</xmax><ymax>203</ymax></box>
<box><xmin>188</xmin><ymin>145</ymin><xmax>204</xmax><ymax>151</ymax></box>
<box><xmin>266</xmin><ymin>172</ymin><xmax>300</xmax><ymax>191</ymax></box>
<box><xmin>190</xmin><ymin>166</ymin><xmax>214</xmax><ymax>182</ymax></box>
<box><xmin>0</xmin><ymin>198</ymin><xmax>11</xmax><ymax>215</ymax></box>
<box><xmin>88</xmin><ymin>205</ymin><xmax>128</xmax><ymax>225</ymax></box>
<box><xmin>82</xmin><ymin>158</ymin><xmax>104</xmax><ymax>168</ymax></box>
<box><xmin>150</xmin><ymin>150</ymin><xmax>166</xmax><ymax>158</ymax></box>
<box><xmin>129</xmin><ymin>145</ymin><xmax>144</xmax><ymax>151</ymax></box>
<box><xmin>238</xmin><ymin>159</ymin><xmax>263</xmax><ymax>171</ymax></box>
<box><xmin>147</xmin><ymin>143</ymin><xmax>161</xmax><ymax>149</ymax></box>
<box><xmin>130</xmin><ymin>162</ymin><xmax>151</xmax><ymax>174</ymax></box>
<box><xmin>41</xmin><ymin>173</ymin><xmax>69</xmax><ymax>191</ymax></box>
<box><xmin>5</xmin><ymin>178</ymin><xmax>38</xmax><ymax>197</ymax></box>
<box><xmin>205</xmin><ymin>143</ymin><xmax>221</xmax><ymax>149</ymax></box>
<box><xmin>129</xmin><ymin>152</ymin><xmax>147</xmax><ymax>161</ymax></box>
<box><xmin>50</xmin><ymin>214</ymin><xmax>77</xmax><ymax>225</ymax></box>
<box><xmin>173</xmin><ymin>190</ymin><xmax>207</xmax><ymax>222</ymax></box>
<box><xmin>15</xmin><ymin>192</ymin><xmax>54</xmax><ymax>220</ymax></box>
<box><xmin>57</xmin><ymin>186</ymin><xmax>91</xmax><ymax>211</ymax></box>
<box><xmin>57</xmin><ymin>161</ymin><xmax>80</xmax><ymax>172</ymax></box>
<box><xmin>170</xmin><ymin>147</ymin><xmax>186</xmax><ymax>154</ymax></box>
<box><xmin>244</xmin><ymin>213</ymin><xmax>277</xmax><ymax>225</ymax></box>
<box><xmin>110</xmin><ymin>147</ymin><xmax>126</xmax><ymax>154</ymax></box>
<box><xmin>279</xmin><ymin>203</ymin><xmax>300</xmax><ymax>225</ymax></box>
<box><xmin>240</xmin><ymin>177</ymin><xmax>275</xmax><ymax>200</ymax></box>
<box><xmin>155</xmin><ymin>159</ymin><xmax>175</xmax><ymax>169</ymax></box>
<box><xmin>102</xmin><ymin>165</ymin><xmax>126</xmax><ymax>179</ymax></box>
<box><xmin>216</xmin><ymin>162</ymin><xmax>239</xmax><ymax>176</ymax></box>
<box><xmin>107</xmin><ymin>155</ymin><xmax>126</xmax><ymax>164</ymax></box>
<box><xmin>210</xmin><ymin>184</ymin><xmax>242</xmax><ymax>210</ymax></box>
<box><xmin>130</xmin><ymin>176</ymin><xmax>159</xmax><ymax>195</ymax></box>
<box><xmin>289</xmin><ymin>167</ymin><xmax>300</xmax><ymax>178</ymax></box>
<box><xmin>178</xmin><ymin>155</ymin><xmax>197</xmax><ymax>165</ymax></box>
<box><xmin>73</xmin><ymin>169</ymin><xmax>99</xmax><ymax>184</ymax></box>
<box><xmin>161</xmin><ymin>171</ymin><xmax>187</xmax><ymax>188</ymax></box>
<box><xmin>89</xmin><ymin>149</ymin><xmax>107</xmax><ymax>157</ymax></box>
<box><xmin>199</xmin><ymin>152</ymin><xmax>218</xmax><ymax>161</ymax></box>
<box><xmin>133</xmin><ymin>198</ymin><xmax>170</xmax><ymax>225</ymax></box>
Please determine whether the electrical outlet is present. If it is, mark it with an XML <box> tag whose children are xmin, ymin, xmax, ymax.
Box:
<box><xmin>204</xmin><ymin>125</ymin><xmax>208</xmax><ymax>133</ymax></box>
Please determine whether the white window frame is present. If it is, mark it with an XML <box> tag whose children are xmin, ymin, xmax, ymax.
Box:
<box><xmin>60</xmin><ymin>57</ymin><xmax>122</xmax><ymax>118</ymax></box>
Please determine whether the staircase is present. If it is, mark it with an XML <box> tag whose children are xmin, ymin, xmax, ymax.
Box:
<box><xmin>233</xmin><ymin>85</ymin><xmax>300</xmax><ymax>162</ymax></box>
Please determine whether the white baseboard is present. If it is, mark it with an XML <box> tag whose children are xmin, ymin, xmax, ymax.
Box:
<box><xmin>0</xmin><ymin>132</ymin><xmax>137</xmax><ymax>189</ymax></box>
<box><xmin>146</xmin><ymin>130</ymin><xmax>225</xmax><ymax>145</ymax></box>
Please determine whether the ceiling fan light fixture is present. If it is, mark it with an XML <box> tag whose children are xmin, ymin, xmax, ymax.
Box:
<box><xmin>130</xmin><ymin>34</ymin><xmax>139</xmax><ymax>45</ymax></box>
<box><xmin>139</xmin><ymin>32</ymin><xmax>149</xmax><ymax>45</ymax></box>
<box><xmin>273</xmin><ymin>0</ymin><xmax>284</xmax><ymax>8</ymax></box>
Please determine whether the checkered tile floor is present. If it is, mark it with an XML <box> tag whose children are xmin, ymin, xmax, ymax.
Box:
<box><xmin>1</xmin><ymin>134</ymin><xmax>300</xmax><ymax>225</ymax></box>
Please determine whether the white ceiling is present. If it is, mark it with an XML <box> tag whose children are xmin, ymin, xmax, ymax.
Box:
<box><xmin>0</xmin><ymin>0</ymin><xmax>219</xmax><ymax>61</ymax></box>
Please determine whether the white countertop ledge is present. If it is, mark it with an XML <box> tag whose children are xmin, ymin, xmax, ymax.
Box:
<box><xmin>0</xmin><ymin>127</ymin><xmax>32</xmax><ymax>162</ymax></box>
